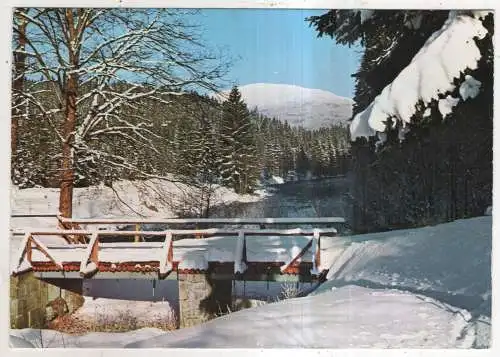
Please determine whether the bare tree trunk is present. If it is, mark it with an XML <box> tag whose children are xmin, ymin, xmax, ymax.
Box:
<box><xmin>59</xmin><ymin>10</ymin><xmax>79</xmax><ymax>218</ymax></box>
<box><xmin>205</xmin><ymin>191</ymin><xmax>211</xmax><ymax>218</ymax></box>
<box><xmin>11</xmin><ymin>10</ymin><xmax>27</xmax><ymax>164</ymax></box>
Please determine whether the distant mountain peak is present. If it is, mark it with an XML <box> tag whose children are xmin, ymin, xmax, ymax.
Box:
<box><xmin>219</xmin><ymin>83</ymin><xmax>353</xmax><ymax>129</ymax></box>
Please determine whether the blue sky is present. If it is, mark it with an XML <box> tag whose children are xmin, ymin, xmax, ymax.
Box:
<box><xmin>194</xmin><ymin>9</ymin><xmax>362</xmax><ymax>98</ymax></box>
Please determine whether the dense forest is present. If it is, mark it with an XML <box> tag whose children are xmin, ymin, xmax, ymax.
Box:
<box><xmin>12</xmin><ymin>82</ymin><xmax>350</xmax><ymax>193</ymax></box>
<box><xmin>309</xmin><ymin>10</ymin><xmax>493</xmax><ymax>232</ymax></box>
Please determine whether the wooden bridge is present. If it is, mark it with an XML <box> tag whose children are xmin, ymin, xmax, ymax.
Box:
<box><xmin>10</xmin><ymin>214</ymin><xmax>345</xmax><ymax>328</ymax></box>
<box><xmin>12</xmin><ymin>215</ymin><xmax>345</xmax><ymax>282</ymax></box>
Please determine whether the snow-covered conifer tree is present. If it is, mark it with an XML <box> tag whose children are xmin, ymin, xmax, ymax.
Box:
<box><xmin>309</xmin><ymin>10</ymin><xmax>493</xmax><ymax>231</ymax></box>
<box><xmin>219</xmin><ymin>86</ymin><xmax>259</xmax><ymax>193</ymax></box>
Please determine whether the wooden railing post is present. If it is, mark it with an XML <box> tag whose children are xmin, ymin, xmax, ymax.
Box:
<box><xmin>234</xmin><ymin>230</ymin><xmax>247</xmax><ymax>274</ymax></box>
<box><xmin>134</xmin><ymin>224</ymin><xmax>141</xmax><ymax>242</ymax></box>
<box><xmin>313</xmin><ymin>229</ymin><xmax>321</xmax><ymax>274</ymax></box>
<box><xmin>80</xmin><ymin>232</ymin><xmax>99</xmax><ymax>276</ymax></box>
<box><xmin>25</xmin><ymin>235</ymin><xmax>32</xmax><ymax>264</ymax></box>
<box><xmin>57</xmin><ymin>213</ymin><xmax>88</xmax><ymax>244</ymax></box>
<box><xmin>159</xmin><ymin>231</ymin><xmax>173</xmax><ymax>277</ymax></box>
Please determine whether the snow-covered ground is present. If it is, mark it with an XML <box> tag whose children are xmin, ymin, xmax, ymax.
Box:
<box><xmin>122</xmin><ymin>215</ymin><xmax>491</xmax><ymax>349</ymax></box>
<box><xmin>126</xmin><ymin>285</ymin><xmax>476</xmax><ymax>348</ymax></box>
<box><xmin>10</xmin><ymin>327</ymin><xmax>166</xmax><ymax>348</ymax></box>
<box><xmin>74</xmin><ymin>297</ymin><xmax>177</xmax><ymax>329</ymax></box>
<box><xmin>11</xmin><ymin>285</ymin><xmax>476</xmax><ymax>348</ymax></box>
<box><xmin>10</xmin><ymin>178</ymin><xmax>268</xmax><ymax>227</ymax></box>
<box><xmin>316</xmin><ymin>217</ymin><xmax>492</xmax><ymax>310</ymax></box>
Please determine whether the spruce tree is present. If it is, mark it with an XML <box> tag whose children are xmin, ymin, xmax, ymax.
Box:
<box><xmin>219</xmin><ymin>86</ymin><xmax>259</xmax><ymax>193</ymax></box>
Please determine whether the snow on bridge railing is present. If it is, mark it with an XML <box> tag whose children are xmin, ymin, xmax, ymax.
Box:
<box><xmin>56</xmin><ymin>215</ymin><xmax>346</xmax><ymax>245</ymax></box>
<box><xmin>56</xmin><ymin>215</ymin><xmax>346</xmax><ymax>225</ymax></box>
<box><xmin>13</xmin><ymin>227</ymin><xmax>338</xmax><ymax>278</ymax></box>
<box><xmin>11</xmin><ymin>214</ymin><xmax>59</xmax><ymax>218</ymax></box>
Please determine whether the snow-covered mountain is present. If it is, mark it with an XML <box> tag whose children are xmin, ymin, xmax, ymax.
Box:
<box><xmin>220</xmin><ymin>83</ymin><xmax>354</xmax><ymax>129</ymax></box>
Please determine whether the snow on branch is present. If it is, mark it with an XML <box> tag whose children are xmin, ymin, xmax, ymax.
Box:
<box><xmin>351</xmin><ymin>11</ymin><xmax>491</xmax><ymax>142</ymax></box>
<box><xmin>15</xmin><ymin>8</ymin><xmax>227</xmax><ymax>184</ymax></box>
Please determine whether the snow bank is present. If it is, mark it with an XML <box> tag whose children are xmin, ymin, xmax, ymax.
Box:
<box><xmin>317</xmin><ymin>216</ymin><xmax>492</xmax><ymax>316</ymax></box>
<box><xmin>10</xmin><ymin>327</ymin><xmax>166</xmax><ymax>348</ymax></box>
<box><xmin>271</xmin><ymin>175</ymin><xmax>284</xmax><ymax>185</ymax></box>
<box><xmin>125</xmin><ymin>285</ymin><xmax>474</xmax><ymax>348</ymax></box>
<box><xmin>351</xmin><ymin>11</ymin><xmax>491</xmax><ymax>141</ymax></box>
<box><xmin>73</xmin><ymin>297</ymin><xmax>176</xmax><ymax>327</ymax></box>
<box><xmin>11</xmin><ymin>178</ymin><xmax>265</xmax><ymax>225</ymax></box>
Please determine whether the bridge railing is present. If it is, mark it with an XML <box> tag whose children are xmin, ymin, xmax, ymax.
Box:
<box><xmin>61</xmin><ymin>215</ymin><xmax>345</xmax><ymax>239</ymax></box>
<box><xmin>11</xmin><ymin>214</ymin><xmax>345</xmax><ymax>233</ymax></box>
<box><xmin>55</xmin><ymin>215</ymin><xmax>345</xmax><ymax>227</ymax></box>
<box><xmin>13</xmin><ymin>227</ymin><xmax>339</xmax><ymax>278</ymax></box>
<box><xmin>12</xmin><ymin>214</ymin><xmax>345</xmax><ymax>278</ymax></box>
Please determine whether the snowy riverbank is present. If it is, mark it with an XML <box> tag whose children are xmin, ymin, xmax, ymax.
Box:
<box><xmin>9</xmin><ymin>179</ymin><xmax>269</xmax><ymax>262</ymax></box>
<box><xmin>10</xmin><ymin>178</ymin><xmax>268</xmax><ymax>225</ymax></box>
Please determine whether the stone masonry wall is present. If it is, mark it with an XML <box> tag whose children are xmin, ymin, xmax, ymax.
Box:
<box><xmin>178</xmin><ymin>272</ymin><xmax>232</xmax><ymax>328</ymax></box>
<box><xmin>10</xmin><ymin>272</ymin><xmax>84</xmax><ymax>329</ymax></box>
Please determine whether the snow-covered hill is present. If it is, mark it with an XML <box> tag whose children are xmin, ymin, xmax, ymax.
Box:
<box><xmin>220</xmin><ymin>83</ymin><xmax>353</xmax><ymax>129</ymax></box>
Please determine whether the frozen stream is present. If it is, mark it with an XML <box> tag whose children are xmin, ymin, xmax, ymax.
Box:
<box><xmin>83</xmin><ymin>177</ymin><xmax>352</xmax><ymax>302</ymax></box>
<box><xmin>211</xmin><ymin>177</ymin><xmax>351</xmax><ymax>222</ymax></box>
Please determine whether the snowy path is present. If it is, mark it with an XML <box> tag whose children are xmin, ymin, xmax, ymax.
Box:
<box><xmin>10</xmin><ymin>327</ymin><xmax>166</xmax><ymax>348</ymax></box>
<box><xmin>125</xmin><ymin>285</ymin><xmax>475</xmax><ymax>348</ymax></box>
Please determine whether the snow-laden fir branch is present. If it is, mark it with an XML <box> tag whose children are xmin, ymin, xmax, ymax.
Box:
<box><xmin>351</xmin><ymin>11</ymin><xmax>491</xmax><ymax>143</ymax></box>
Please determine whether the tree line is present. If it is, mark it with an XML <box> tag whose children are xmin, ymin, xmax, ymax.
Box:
<box><xmin>12</xmin><ymin>82</ymin><xmax>351</xmax><ymax>194</ymax></box>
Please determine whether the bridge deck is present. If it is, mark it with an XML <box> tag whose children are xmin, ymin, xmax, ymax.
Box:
<box><xmin>34</xmin><ymin>262</ymin><xmax>318</xmax><ymax>283</ymax></box>
<box><xmin>24</xmin><ymin>236</ymin><xmax>316</xmax><ymax>271</ymax></box>
<box><xmin>14</xmin><ymin>231</ymin><xmax>338</xmax><ymax>280</ymax></box>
